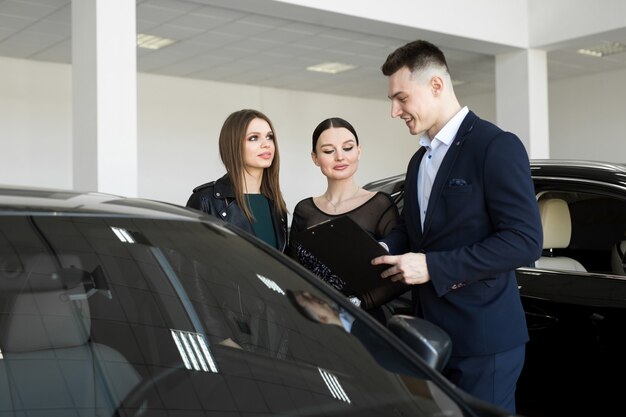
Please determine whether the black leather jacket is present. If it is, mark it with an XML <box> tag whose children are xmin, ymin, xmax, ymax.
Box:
<box><xmin>186</xmin><ymin>174</ymin><xmax>288</xmax><ymax>252</ymax></box>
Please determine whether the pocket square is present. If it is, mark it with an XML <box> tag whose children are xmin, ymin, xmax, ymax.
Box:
<box><xmin>448</xmin><ymin>178</ymin><xmax>468</xmax><ymax>187</ymax></box>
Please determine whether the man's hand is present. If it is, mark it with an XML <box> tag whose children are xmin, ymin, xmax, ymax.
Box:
<box><xmin>371</xmin><ymin>252</ymin><xmax>430</xmax><ymax>285</ymax></box>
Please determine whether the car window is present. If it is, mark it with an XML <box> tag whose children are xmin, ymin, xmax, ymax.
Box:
<box><xmin>0</xmin><ymin>215</ymin><xmax>465</xmax><ymax>416</ymax></box>
<box><xmin>533</xmin><ymin>189</ymin><xmax>626</xmax><ymax>274</ymax></box>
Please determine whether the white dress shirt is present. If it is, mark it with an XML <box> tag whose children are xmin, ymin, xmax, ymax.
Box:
<box><xmin>417</xmin><ymin>106</ymin><xmax>469</xmax><ymax>229</ymax></box>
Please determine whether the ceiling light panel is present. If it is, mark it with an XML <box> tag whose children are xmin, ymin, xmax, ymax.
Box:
<box><xmin>307</xmin><ymin>62</ymin><xmax>357</xmax><ymax>74</ymax></box>
<box><xmin>137</xmin><ymin>33</ymin><xmax>177</xmax><ymax>50</ymax></box>
<box><xmin>577</xmin><ymin>42</ymin><xmax>626</xmax><ymax>58</ymax></box>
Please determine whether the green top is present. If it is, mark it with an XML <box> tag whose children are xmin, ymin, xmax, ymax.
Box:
<box><xmin>245</xmin><ymin>194</ymin><xmax>277</xmax><ymax>249</ymax></box>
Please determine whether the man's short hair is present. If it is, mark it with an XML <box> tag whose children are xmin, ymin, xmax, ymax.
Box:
<box><xmin>381</xmin><ymin>39</ymin><xmax>450</xmax><ymax>77</ymax></box>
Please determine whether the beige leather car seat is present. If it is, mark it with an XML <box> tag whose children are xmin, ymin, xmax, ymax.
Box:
<box><xmin>535</xmin><ymin>198</ymin><xmax>587</xmax><ymax>272</ymax></box>
<box><xmin>0</xmin><ymin>256</ymin><xmax>140</xmax><ymax>413</ymax></box>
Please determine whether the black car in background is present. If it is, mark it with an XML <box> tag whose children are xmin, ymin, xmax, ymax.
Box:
<box><xmin>0</xmin><ymin>185</ymin><xmax>511</xmax><ymax>417</ymax></box>
<box><xmin>365</xmin><ymin>159</ymin><xmax>626</xmax><ymax>416</ymax></box>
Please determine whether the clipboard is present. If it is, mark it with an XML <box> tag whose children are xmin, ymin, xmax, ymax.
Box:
<box><xmin>291</xmin><ymin>215</ymin><xmax>393</xmax><ymax>295</ymax></box>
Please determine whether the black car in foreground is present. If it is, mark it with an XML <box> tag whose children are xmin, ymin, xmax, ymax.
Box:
<box><xmin>365</xmin><ymin>159</ymin><xmax>626</xmax><ymax>416</ymax></box>
<box><xmin>0</xmin><ymin>185</ymin><xmax>510</xmax><ymax>417</ymax></box>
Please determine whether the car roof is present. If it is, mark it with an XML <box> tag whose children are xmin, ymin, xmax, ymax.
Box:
<box><xmin>0</xmin><ymin>184</ymin><xmax>203</xmax><ymax>220</ymax></box>
<box><xmin>365</xmin><ymin>159</ymin><xmax>626</xmax><ymax>189</ymax></box>
<box><xmin>530</xmin><ymin>159</ymin><xmax>626</xmax><ymax>188</ymax></box>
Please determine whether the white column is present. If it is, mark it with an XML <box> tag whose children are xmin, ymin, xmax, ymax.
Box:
<box><xmin>72</xmin><ymin>0</ymin><xmax>137</xmax><ymax>197</ymax></box>
<box><xmin>495</xmin><ymin>49</ymin><xmax>550</xmax><ymax>159</ymax></box>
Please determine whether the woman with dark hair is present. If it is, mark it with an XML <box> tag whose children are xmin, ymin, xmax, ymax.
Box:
<box><xmin>187</xmin><ymin>109</ymin><xmax>288</xmax><ymax>252</ymax></box>
<box><xmin>289</xmin><ymin>117</ymin><xmax>406</xmax><ymax>323</ymax></box>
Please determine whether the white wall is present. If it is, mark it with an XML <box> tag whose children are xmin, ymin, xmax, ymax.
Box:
<box><xmin>0</xmin><ymin>56</ymin><xmax>415</xmax><ymax>216</ymax></box>
<box><xmin>548</xmin><ymin>67</ymin><xmax>626</xmax><ymax>162</ymax></box>
<box><xmin>458</xmin><ymin>68</ymin><xmax>626</xmax><ymax>163</ymax></box>
<box><xmin>0</xmin><ymin>57</ymin><xmax>72</xmax><ymax>189</ymax></box>
<box><xmin>458</xmin><ymin>91</ymin><xmax>496</xmax><ymax>125</ymax></box>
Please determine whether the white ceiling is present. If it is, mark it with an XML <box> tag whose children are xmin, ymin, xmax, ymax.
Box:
<box><xmin>2</xmin><ymin>0</ymin><xmax>626</xmax><ymax>100</ymax></box>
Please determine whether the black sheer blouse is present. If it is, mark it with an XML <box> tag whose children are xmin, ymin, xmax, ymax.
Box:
<box><xmin>289</xmin><ymin>192</ymin><xmax>407</xmax><ymax>310</ymax></box>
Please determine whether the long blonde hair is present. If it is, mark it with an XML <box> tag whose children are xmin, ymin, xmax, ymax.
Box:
<box><xmin>218</xmin><ymin>109</ymin><xmax>287</xmax><ymax>221</ymax></box>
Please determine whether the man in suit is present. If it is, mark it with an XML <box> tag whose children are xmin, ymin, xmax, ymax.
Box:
<box><xmin>371</xmin><ymin>40</ymin><xmax>543</xmax><ymax>414</ymax></box>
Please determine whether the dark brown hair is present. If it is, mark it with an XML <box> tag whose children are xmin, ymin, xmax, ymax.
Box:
<box><xmin>381</xmin><ymin>39</ymin><xmax>450</xmax><ymax>77</ymax></box>
<box><xmin>218</xmin><ymin>109</ymin><xmax>287</xmax><ymax>221</ymax></box>
<box><xmin>311</xmin><ymin>117</ymin><xmax>359</xmax><ymax>153</ymax></box>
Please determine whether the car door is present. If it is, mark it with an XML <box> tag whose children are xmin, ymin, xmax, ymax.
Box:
<box><xmin>516</xmin><ymin>176</ymin><xmax>626</xmax><ymax>416</ymax></box>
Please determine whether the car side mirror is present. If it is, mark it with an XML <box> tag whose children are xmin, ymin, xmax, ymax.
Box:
<box><xmin>387</xmin><ymin>314</ymin><xmax>452</xmax><ymax>372</ymax></box>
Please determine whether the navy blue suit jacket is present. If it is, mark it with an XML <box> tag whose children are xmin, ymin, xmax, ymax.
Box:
<box><xmin>383</xmin><ymin>111</ymin><xmax>543</xmax><ymax>357</ymax></box>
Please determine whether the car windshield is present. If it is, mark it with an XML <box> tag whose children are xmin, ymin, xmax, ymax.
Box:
<box><xmin>0</xmin><ymin>215</ymin><xmax>465</xmax><ymax>417</ymax></box>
